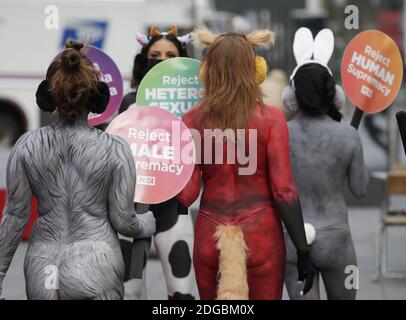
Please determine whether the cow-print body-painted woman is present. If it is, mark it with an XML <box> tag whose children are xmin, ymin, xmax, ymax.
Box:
<box><xmin>118</xmin><ymin>26</ymin><xmax>196</xmax><ymax>300</ymax></box>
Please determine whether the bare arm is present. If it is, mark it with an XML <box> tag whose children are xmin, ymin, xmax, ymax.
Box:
<box><xmin>177</xmin><ymin>164</ymin><xmax>201</xmax><ymax>208</ymax></box>
<box><xmin>108</xmin><ymin>138</ymin><xmax>155</xmax><ymax>238</ymax></box>
<box><xmin>177</xmin><ymin>110</ymin><xmax>202</xmax><ymax>207</ymax></box>
<box><xmin>348</xmin><ymin>130</ymin><xmax>369</xmax><ymax>198</ymax></box>
<box><xmin>0</xmin><ymin>134</ymin><xmax>32</xmax><ymax>278</ymax></box>
<box><xmin>267</xmin><ymin>109</ymin><xmax>308</xmax><ymax>253</ymax></box>
<box><xmin>268</xmin><ymin>109</ymin><xmax>315</xmax><ymax>294</ymax></box>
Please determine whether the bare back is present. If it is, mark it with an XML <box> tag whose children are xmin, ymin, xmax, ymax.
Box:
<box><xmin>288</xmin><ymin>115</ymin><xmax>369</xmax><ymax>228</ymax></box>
<box><xmin>25</xmin><ymin>123</ymin><xmax>120</xmax><ymax>244</ymax></box>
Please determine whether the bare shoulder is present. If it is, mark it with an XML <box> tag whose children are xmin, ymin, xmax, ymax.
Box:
<box><xmin>329</xmin><ymin>121</ymin><xmax>361</xmax><ymax>147</ymax></box>
<box><xmin>182</xmin><ymin>104</ymin><xmax>203</xmax><ymax>128</ymax></box>
<box><xmin>10</xmin><ymin>129</ymin><xmax>40</xmax><ymax>156</ymax></box>
<box><xmin>104</xmin><ymin>132</ymin><xmax>133</xmax><ymax>164</ymax></box>
<box><xmin>260</xmin><ymin>105</ymin><xmax>288</xmax><ymax>129</ymax></box>
<box><xmin>261</xmin><ymin>105</ymin><xmax>285</xmax><ymax>118</ymax></box>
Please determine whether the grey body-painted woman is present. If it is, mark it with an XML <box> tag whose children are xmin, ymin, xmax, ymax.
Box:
<box><xmin>0</xmin><ymin>41</ymin><xmax>155</xmax><ymax>300</ymax></box>
<box><xmin>282</xmin><ymin>28</ymin><xmax>369</xmax><ymax>300</ymax></box>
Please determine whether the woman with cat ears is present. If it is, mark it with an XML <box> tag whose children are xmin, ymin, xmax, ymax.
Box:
<box><xmin>119</xmin><ymin>25</ymin><xmax>192</xmax><ymax>112</ymax></box>
<box><xmin>177</xmin><ymin>27</ymin><xmax>315</xmax><ymax>300</ymax></box>
<box><xmin>119</xmin><ymin>26</ymin><xmax>197</xmax><ymax>301</ymax></box>
<box><xmin>282</xmin><ymin>28</ymin><xmax>369</xmax><ymax>300</ymax></box>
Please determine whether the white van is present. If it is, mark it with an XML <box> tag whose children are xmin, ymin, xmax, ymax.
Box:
<box><xmin>0</xmin><ymin>0</ymin><xmax>223</xmax><ymax>149</ymax></box>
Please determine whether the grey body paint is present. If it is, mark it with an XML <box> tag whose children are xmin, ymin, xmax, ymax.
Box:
<box><xmin>0</xmin><ymin>117</ymin><xmax>148</xmax><ymax>300</ymax></box>
<box><xmin>285</xmin><ymin>114</ymin><xmax>369</xmax><ymax>300</ymax></box>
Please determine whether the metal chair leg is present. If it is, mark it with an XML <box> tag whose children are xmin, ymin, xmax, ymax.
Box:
<box><xmin>381</xmin><ymin>225</ymin><xmax>406</xmax><ymax>279</ymax></box>
<box><xmin>374</xmin><ymin>224</ymin><xmax>385</xmax><ymax>282</ymax></box>
<box><xmin>382</xmin><ymin>226</ymin><xmax>388</xmax><ymax>276</ymax></box>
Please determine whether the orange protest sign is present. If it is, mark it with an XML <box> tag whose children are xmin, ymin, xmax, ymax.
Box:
<box><xmin>341</xmin><ymin>30</ymin><xmax>403</xmax><ymax>113</ymax></box>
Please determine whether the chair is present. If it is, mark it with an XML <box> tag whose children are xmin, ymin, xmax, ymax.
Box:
<box><xmin>376</xmin><ymin>165</ymin><xmax>406</xmax><ymax>279</ymax></box>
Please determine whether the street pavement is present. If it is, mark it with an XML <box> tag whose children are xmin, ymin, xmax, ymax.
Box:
<box><xmin>1</xmin><ymin>149</ymin><xmax>405</xmax><ymax>300</ymax></box>
<box><xmin>2</xmin><ymin>206</ymin><xmax>406</xmax><ymax>300</ymax></box>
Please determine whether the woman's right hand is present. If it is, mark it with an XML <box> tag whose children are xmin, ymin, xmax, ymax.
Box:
<box><xmin>297</xmin><ymin>251</ymin><xmax>315</xmax><ymax>295</ymax></box>
<box><xmin>136</xmin><ymin>211</ymin><xmax>156</xmax><ymax>238</ymax></box>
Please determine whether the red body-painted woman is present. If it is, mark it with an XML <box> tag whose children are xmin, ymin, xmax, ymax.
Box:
<box><xmin>177</xmin><ymin>28</ymin><xmax>315</xmax><ymax>300</ymax></box>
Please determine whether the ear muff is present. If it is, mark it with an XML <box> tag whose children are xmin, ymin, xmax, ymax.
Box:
<box><xmin>199</xmin><ymin>58</ymin><xmax>267</xmax><ymax>84</ymax></box>
<box><xmin>255</xmin><ymin>56</ymin><xmax>268</xmax><ymax>84</ymax></box>
<box><xmin>283</xmin><ymin>82</ymin><xmax>346</xmax><ymax>115</ymax></box>
<box><xmin>36</xmin><ymin>80</ymin><xmax>56</xmax><ymax>113</ymax></box>
<box><xmin>88</xmin><ymin>81</ymin><xmax>110</xmax><ymax>114</ymax></box>
<box><xmin>282</xmin><ymin>85</ymin><xmax>298</xmax><ymax>114</ymax></box>
<box><xmin>334</xmin><ymin>85</ymin><xmax>345</xmax><ymax>110</ymax></box>
<box><xmin>198</xmin><ymin>61</ymin><xmax>207</xmax><ymax>82</ymax></box>
<box><xmin>35</xmin><ymin>80</ymin><xmax>110</xmax><ymax>114</ymax></box>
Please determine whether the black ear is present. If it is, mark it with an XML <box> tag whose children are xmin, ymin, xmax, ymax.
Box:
<box><xmin>89</xmin><ymin>81</ymin><xmax>110</xmax><ymax>114</ymax></box>
<box><xmin>36</xmin><ymin>80</ymin><xmax>56</xmax><ymax>112</ymax></box>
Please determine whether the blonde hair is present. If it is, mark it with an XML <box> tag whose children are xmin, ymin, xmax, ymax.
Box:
<box><xmin>196</xmin><ymin>28</ymin><xmax>274</xmax><ymax>131</ymax></box>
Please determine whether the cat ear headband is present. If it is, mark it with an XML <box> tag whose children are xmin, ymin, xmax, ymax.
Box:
<box><xmin>195</xmin><ymin>27</ymin><xmax>274</xmax><ymax>84</ymax></box>
<box><xmin>135</xmin><ymin>25</ymin><xmax>194</xmax><ymax>48</ymax></box>
<box><xmin>283</xmin><ymin>27</ymin><xmax>345</xmax><ymax>113</ymax></box>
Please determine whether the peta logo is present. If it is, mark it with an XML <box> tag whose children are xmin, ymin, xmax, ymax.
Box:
<box><xmin>137</xmin><ymin>176</ymin><xmax>156</xmax><ymax>186</ymax></box>
<box><xmin>361</xmin><ymin>86</ymin><xmax>373</xmax><ymax>98</ymax></box>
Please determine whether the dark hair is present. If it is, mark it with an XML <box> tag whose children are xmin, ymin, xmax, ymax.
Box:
<box><xmin>294</xmin><ymin>64</ymin><xmax>342</xmax><ymax>122</ymax></box>
<box><xmin>46</xmin><ymin>39</ymin><xmax>100</xmax><ymax>121</ymax></box>
<box><xmin>131</xmin><ymin>34</ymin><xmax>188</xmax><ymax>88</ymax></box>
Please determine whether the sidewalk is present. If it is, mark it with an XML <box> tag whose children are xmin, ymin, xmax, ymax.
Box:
<box><xmin>2</xmin><ymin>206</ymin><xmax>406</xmax><ymax>300</ymax></box>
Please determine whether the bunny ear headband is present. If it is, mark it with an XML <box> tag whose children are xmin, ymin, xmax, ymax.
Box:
<box><xmin>195</xmin><ymin>27</ymin><xmax>275</xmax><ymax>84</ymax></box>
<box><xmin>290</xmin><ymin>27</ymin><xmax>334</xmax><ymax>81</ymax></box>
<box><xmin>135</xmin><ymin>25</ymin><xmax>194</xmax><ymax>48</ymax></box>
<box><xmin>283</xmin><ymin>27</ymin><xmax>346</xmax><ymax>114</ymax></box>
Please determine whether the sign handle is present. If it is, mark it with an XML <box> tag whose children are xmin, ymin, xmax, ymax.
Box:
<box><xmin>396</xmin><ymin>111</ymin><xmax>406</xmax><ymax>156</ymax></box>
<box><xmin>351</xmin><ymin>107</ymin><xmax>365</xmax><ymax>130</ymax></box>
<box><xmin>129</xmin><ymin>203</ymin><xmax>151</xmax><ymax>279</ymax></box>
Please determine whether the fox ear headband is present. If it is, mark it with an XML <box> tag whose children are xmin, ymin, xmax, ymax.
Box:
<box><xmin>136</xmin><ymin>25</ymin><xmax>194</xmax><ymax>48</ymax></box>
<box><xmin>196</xmin><ymin>27</ymin><xmax>274</xmax><ymax>85</ymax></box>
<box><xmin>283</xmin><ymin>27</ymin><xmax>345</xmax><ymax>113</ymax></box>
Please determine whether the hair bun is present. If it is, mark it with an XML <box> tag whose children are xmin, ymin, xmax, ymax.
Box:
<box><xmin>61</xmin><ymin>49</ymin><xmax>81</xmax><ymax>71</ymax></box>
<box><xmin>65</xmin><ymin>39</ymin><xmax>84</xmax><ymax>51</ymax></box>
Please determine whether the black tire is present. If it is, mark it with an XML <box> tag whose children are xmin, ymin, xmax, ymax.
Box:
<box><xmin>0</xmin><ymin>110</ymin><xmax>25</xmax><ymax>149</ymax></box>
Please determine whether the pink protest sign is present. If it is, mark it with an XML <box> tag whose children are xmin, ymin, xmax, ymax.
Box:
<box><xmin>106</xmin><ymin>107</ymin><xmax>195</xmax><ymax>204</ymax></box>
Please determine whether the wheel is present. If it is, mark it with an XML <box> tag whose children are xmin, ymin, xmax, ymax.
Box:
<box><xmin>0</xmin><ymin>110</ymin><xmax>25</xmax><ymax>149</ymax></box>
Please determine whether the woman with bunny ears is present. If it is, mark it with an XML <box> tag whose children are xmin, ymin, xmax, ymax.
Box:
<box><xmin>282</xmin><ymin>28</ymin><xmax>369</xmax><ymax>300</ymax></box>
<box><xmin>177</xmin><ymin>28</ymin><xmax>315</xmax><ymax>300</ymax></box>
<box><xmin>118</xmin><ymin>26</ymin><xmax>196</xmax><ymax>300</ymax></box>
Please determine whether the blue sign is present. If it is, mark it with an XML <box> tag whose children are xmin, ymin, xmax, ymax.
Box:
<box><xmin>61</xmin><ymin>20</ymin><xmax>108</xmax><ymax>49</ymax></box>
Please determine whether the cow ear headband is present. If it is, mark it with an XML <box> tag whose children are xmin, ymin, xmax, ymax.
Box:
<box><xmin>136</xmin><ymin>25</ymin><xmax>194</xmax><ymax>48</ymax></box>
<box><xmin>283</xmin><ymin>27</ymin><xmax>345</xmax><ymax>113</ymax></box>
<box><xmin>36</xmin><ymin>45</ymin><xmax>110</xmax><ymax>114</ymax></box>
<box><xmin>195</xmin><ymin>27</ymin><xmax>274</xmax><ymax>84</ymax></box>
